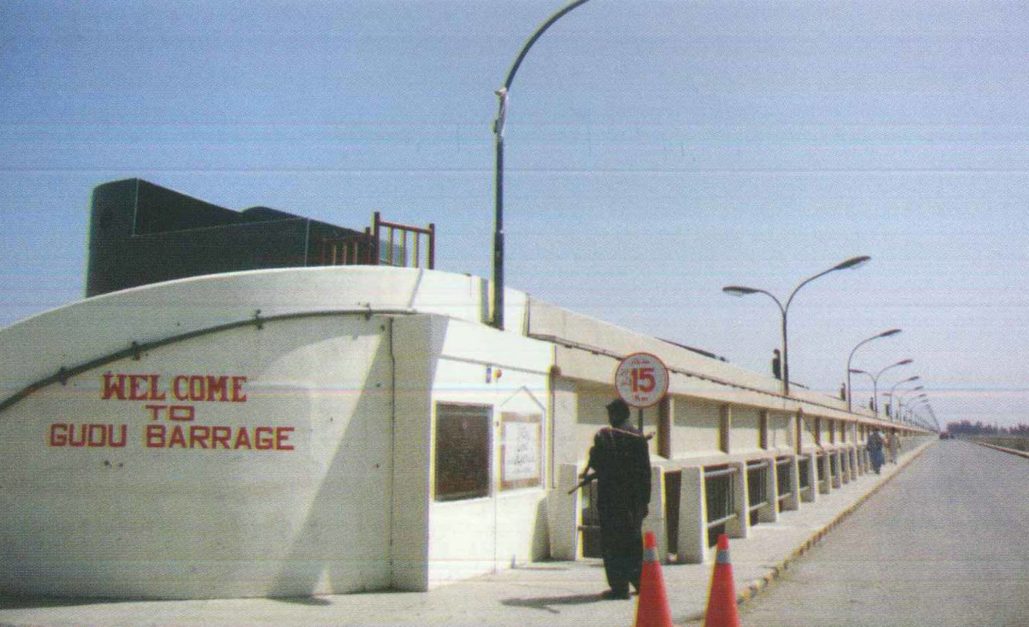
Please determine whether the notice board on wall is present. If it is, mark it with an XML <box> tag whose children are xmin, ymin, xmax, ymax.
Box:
<box><xmin>434</xmin><ymin>403</ymin><xmax>492</xmax><ymax>501</ymax></box>
<box><xmin>500</xmin><ymin>412</ymin><xmax>542</xmax><ymax>490</ymax></box>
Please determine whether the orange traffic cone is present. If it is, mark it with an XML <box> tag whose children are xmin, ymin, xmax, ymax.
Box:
<box><xmin>703</xmin><ymin>533</ymin><xmax>740</xmax><ymax>627</ymax></box>
<box><xmin>634</xmin><ymin>531</ymin><xmax>674</xmax><ymax>627</ymax></box>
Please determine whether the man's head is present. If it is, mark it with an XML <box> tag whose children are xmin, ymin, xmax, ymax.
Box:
<box><xmin>606</xmin><ymin>398</ymin><xmax>630</xmax><ymax>426</ymax></box>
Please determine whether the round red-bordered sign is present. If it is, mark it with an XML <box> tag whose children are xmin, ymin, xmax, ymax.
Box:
<box><xmin>615</xmin><ymin>352</ymin><xmax>669</xmax><ymax>408</ymax></box>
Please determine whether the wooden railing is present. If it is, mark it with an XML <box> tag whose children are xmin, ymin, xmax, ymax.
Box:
<box><xmin>319</xmin><ymin>212</ymin><xmax>435</xmax><ymax>269</ymax></box>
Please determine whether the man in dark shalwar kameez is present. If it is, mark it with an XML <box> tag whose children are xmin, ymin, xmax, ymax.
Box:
<box><xmin>584</xmin><ymin>398</ymin><xmax>651</xmax><ymax>600</ymax></box>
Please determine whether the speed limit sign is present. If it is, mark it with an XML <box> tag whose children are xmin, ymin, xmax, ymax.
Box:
<box><xmin>615</xmin><ymin>352</ymin><xmax>669</xmax><ymax>408</ymax></box>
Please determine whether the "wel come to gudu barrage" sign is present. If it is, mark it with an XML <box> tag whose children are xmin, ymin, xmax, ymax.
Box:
<box><xmin>47</xmin><ymin>371</ymin><xmax>296</xmax><ymax>452</ymax></box>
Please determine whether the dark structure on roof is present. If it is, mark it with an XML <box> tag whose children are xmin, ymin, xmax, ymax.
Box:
<box><xmin>86</xmin><ymin>179</ymin><xmax>434</xmax><ymax>297</ymax></box>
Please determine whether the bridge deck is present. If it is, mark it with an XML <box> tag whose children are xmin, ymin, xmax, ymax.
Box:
<box><xmin>739</xmin><ymin>440</ymin><xmax>1029</xmax><ymax>626</ymax></box>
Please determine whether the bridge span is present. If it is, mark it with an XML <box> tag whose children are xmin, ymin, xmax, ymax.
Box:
<box><xmin>5</xmin><ymin>438</ymin><xmax>987</xmax><ymax>626</ymax></box>
<box><xmin>738</xmin><ymin>439</ymin><xmax>1028</xmax><ymax>626</ymax></box>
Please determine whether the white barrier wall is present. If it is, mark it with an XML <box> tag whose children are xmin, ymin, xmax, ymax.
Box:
<box><xmin>1</xmin><ymin>314</ymin><xmax>394</xmax><ymax>598</ymax></box>
<box><xmin>672</xmin><ymin>398</ymin><xmax>723</xmax><ymax>456</ymax></box>
<box><xmin>0</xmin><ymin>266</ymin><xmax>930</xmax><ymax>598</ymax></box>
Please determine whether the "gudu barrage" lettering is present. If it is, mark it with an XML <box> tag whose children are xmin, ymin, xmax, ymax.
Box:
<box><xmin>46</xmin><ymin>371</ymin><xmax>296</xmax><ymax>453</ymax></box>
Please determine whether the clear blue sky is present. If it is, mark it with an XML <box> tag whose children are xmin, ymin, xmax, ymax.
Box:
<box><xmin>2</xmin><ymin>0</ymin><xmax>1027</xmax><ymax>429</ymax></box>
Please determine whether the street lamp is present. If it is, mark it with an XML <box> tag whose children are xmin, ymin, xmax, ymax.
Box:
<box><xmin>885</xmin><ymin>376</ymin><xmax>920</xmax><ymax>417</ymax></box>
<box><xmin>724</xmin><ymin>255</ymin><xmax>870</xmax><ymax>395</ymax></box>
<box><xmin>845</xmin><ymin>328</ymin><xmax>901</xmax><ymax>412</ymax></box>
<box><xmin>491</xmin><ymin>0</ymin><xmax>592</xmax><ymax>330</ymax></box>
<box><xmin>896</xmin><ymin>390</ymin><xmax>927</xmax><ymax>421</ymax></box>
<box><xmin>849</xmin><ymin>357</ymin><xmax>912</xmax><ymax>417</ymax></box>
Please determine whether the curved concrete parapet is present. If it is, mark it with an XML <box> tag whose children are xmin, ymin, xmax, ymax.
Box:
<box><xmin>0</xmin><ymin>267</ymin><xmax>544</xmax><ymax>599</ymax></box>
<box><xmin>1</xmin><ymin>265</ymin><xmax>930</xmax><ymax>600</ymax></box>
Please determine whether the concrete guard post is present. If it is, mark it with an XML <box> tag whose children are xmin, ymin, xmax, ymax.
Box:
<box><xmin>548</xmin><ymin>463</ymin><xmax>582</xmax><ymax>560</ymax></box>
<box><xmin>642</xmin><ymin>465</ymin><xmax>667</xmax><ymax>563</ymax></box>
<box><xmin>676</xmin><ymin>466</ymin><xmax>708</xmax><ymax>564</ymax></box>
<box><xmin>840</xmin><ymin>447</ymin><xmax>851</xmax><ymax>484</ymax></box>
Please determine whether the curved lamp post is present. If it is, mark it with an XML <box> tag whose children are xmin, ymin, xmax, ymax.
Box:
<box><xmin>849</xmin><ymin>357</ymin><xmax>912</xmax><ymax>417</ymax></box>
<box><xmin>845</xmin><ymin>328</ymin><xmax>901</xmax><ymax>412</ymax></box>
<box><xmin>885</xmin><ymin>376</ymin><xmax>921</xmax><ymax>417</ymax></box>
<box><xmin>724</xmin><ymin>255</ymin><xmax>870</xmax><ymax>395</ymax></box>
<box><xmin>904</xmin><ymin>396</ymin><xmax>930</xmax><ymax>423</ymax></box>
<box><xmin>896</xmin><ymin>390</ymin><xmax>927</xmax><ymax>422</ymax></box>
<box><xmin>492</xmin><ymin>0</ymin><xmax>592</xmax><ymax>329</ymax></box>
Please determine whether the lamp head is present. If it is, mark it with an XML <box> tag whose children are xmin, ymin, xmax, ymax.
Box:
<box><xmin>723</xmin><ymin>285</ymin><xmax>759</xmax><ymax>297</ymax></box>
<box><xmin>879</xmin><ymin>328</ymin><xmax>902</xmax><ymax>338</ymax></box>
<box><xmin>834</xmin><ymin>255</ymin><xmax>871</xmax><ymax>271</ymax></box>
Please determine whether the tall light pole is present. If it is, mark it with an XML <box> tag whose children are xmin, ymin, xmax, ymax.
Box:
<box><xmin>845</xmin><ymin>328</ymin><xmax>901</xmax><ymax>412</ymax></box>
<box><xmin>904</xmin><ymin>396</ymin><xmax>929</xmax><ymax>423</ymax></box>
<box><xmin>896</xmin><ymin>389</ymin><xmax>927</xmax><ymax>421</ymax></box>
<box><xmin>724</xmin><ymin>255</ymin><xmax>870</xmax><ymax>395</ymax></box>
<box><xmin>849</xmin><ymin>358</ymin><xmax>913</xmax><ymax>417</ymax></box>
<box><xmin>492</xmin><ymin>0</ymin><xmax>592</xmax><ymax>330</ymax></box>
<box><xmin>885</xmin><ymin>375</ymin><xmax>920</xmax><ymax>417</ymax></box>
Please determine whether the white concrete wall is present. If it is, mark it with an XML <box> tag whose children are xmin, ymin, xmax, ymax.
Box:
<box><xmin>672</xmin><ymin>398</ymin><xmax>723</xmax><ymax>457</ymax></box>
<box><xmin>800</xmin><ymin>415</ymin><xmax>819</xmax><ymax>449</ymax></box>
<box><xmin>424</xmin><ymin>317</ymin><xmax>553</xmax><ymax>587</ymax></box>
<box><xmin>0</xmin><ymin>266</ymin><xmax>932</xmax><ymax>598</ymax></box>
<box><xmin>730</xmin><ymin>407</ymin><xmax>762</xmax><ymax>454</ymax></box>
<box><xmin>1</xmin><ymin>314</ymin><xmax>394</xmax><ymax>598</ymax></box>
<box><xmin>768</xmin><ymin>412</ymin><xmax>794</xmax><ymax>451</ymax></box>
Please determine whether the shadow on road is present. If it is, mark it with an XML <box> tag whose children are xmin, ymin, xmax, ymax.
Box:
<box><xmin>501</xmin><ymin>593</ymin><xmax>604</xmax><ymax>614</ymax></box>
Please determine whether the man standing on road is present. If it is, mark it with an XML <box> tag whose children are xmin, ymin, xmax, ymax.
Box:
<box><xmin>582</xmin><ymin>399</ymin><xmax>651</xmax><ymax>600</ymax></box>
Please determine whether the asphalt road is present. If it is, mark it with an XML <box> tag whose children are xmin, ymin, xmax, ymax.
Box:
<box><xmin>735</xmin><ymin>440</ymin><xmax>1028</xmax><ymax>627</ymax></box>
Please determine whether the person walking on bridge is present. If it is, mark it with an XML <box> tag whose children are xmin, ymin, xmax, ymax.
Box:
<box><xmin>887</xmin><ymin>429</ymin><xmax>900</xmax><ymax>464</ymax></box>
<box><xmin>867</xmin><ymin>428</ymin><xmax>885</xmax><ymax>474</ymax></box>
<box><xmin>582</xmin><ymin>398</ymin><xmax>651</xmax><ymax>600</ymax></box>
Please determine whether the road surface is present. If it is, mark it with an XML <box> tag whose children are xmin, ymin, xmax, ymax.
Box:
<box><xmin>736</xmin><ymin>440</ymin><xmax>1028</xmax><ymax>626</ymax></box>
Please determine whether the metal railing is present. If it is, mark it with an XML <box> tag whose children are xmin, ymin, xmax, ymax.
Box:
<box><xmin>798</xmin><ymin>457</ymin><xmax>811</xmax><ymax>490</ymax></box>
<box><xmin>746</xmin><ymin>460</ymin><xmax>769</xmax><ymax>515</ymax></box>
<box><xmin>704</xmin><ymin>465</ymin><xmax>738</xmax><ymax>543</ymax></box>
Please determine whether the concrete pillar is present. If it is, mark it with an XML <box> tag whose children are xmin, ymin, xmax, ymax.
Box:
<box><xmin>780</xmin><ymin>455</ymin><xmax>800</xmax><ymax>511</ymax></box>
<box><xmin>658</xmin><ymin>397</ymin><xmax>672</xmax><ymax>459</ymax></box>
<box><xmin>677</xmin><ymin>466</ymin><xmax>708</xmax><ymax>564</ymax></box>
<box><xmin>849</xmin><ymin>447</ymin><xmax>859</xmax><ymax>481</ymax></box>
<box><xmin>642</xmin><ymin>465</ymin><xmax>667</xmax><ymax>563</ymax></box>
<box><xmin>840</xmin><ymin>447</ymin><xmax>851</xmax><ymax>484</ymax></box>
<box><xmin>719</xmin><ymin>404</ymin><xmax>731</xmax><ymax>453</ymax></box>
<box><xmin>819</xmin><ymin>452</ymin><xmax>832</xmax><ymax>494</ymax></box>
<box><xmin>801</xmin><ymin>452</ymin><xmax>818</xmax><ymax>503</ymax></box>
<box><xmin>726</xmin><ymin>461</ymin><xmax>749</xmax><ymax>539</ymax></box>
<box><xmin>759</xmin><ymin>458</ymin><xmax>779</xmax><ymax>523</ymax></box>
<box><xmin>832</xmin><ymin>450</ymin><xmax>844</xmax><ymax>488</ymax></box>
<box><xmin>547</xmin><ymin>463</ymin><xmax>581</xmax><ymax>560</ymax></box>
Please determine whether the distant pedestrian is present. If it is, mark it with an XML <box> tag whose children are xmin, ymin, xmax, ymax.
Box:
<box><xmin>771</xmin><ymin>349</ymin><xmax>782</xmax><ymax>380</ymax></box>
<box><xmin>867</xmin><ymin>428</ymin><xmax>885</xmax><ymax>474</ymax></box>
<box><xmin>887</xmin><ymin>429</ymin><xmax>900</xmax><ymax>464</ymax></box>
<box><xmin>582</xmin><ymin>398</ymin><xmax>651</xmax><ymax>600</ymax></box>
